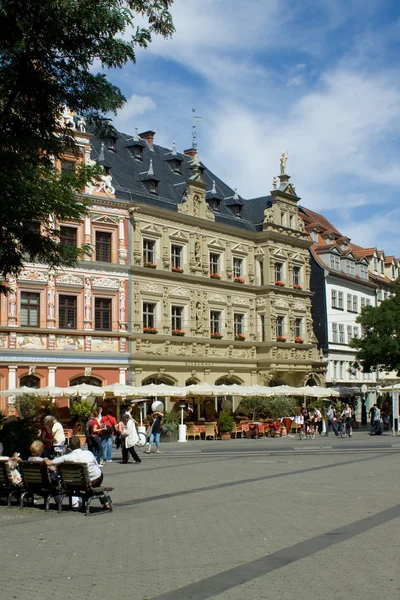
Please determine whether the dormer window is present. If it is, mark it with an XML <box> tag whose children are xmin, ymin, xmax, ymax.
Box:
<box><xmin>233</xmin><ymin>205</ymin><xmax>242</xmax><ymax>218</ymax></box>
<box><xmin>133</xmin><ymin>146</ymin><xmax>143</xmax><ymax>161</ymax></box>
<box><xmin>208</xmin><ymin>198</ymin><xmax>220</xmax><ymax>212</ymax></box>
<box><xmin>107</xmin><ymin>136</ymin><xmax>117</xmax><ymax>152</ymax></box>
<box><xmin>148</xmin><ymin>180</ymin><xmax>158</xmax><ymax>195</ymax></box>
<box><xmin>172</xmin><ymin>160</ymin><xmax>181</xmax><ymax>174</ymax></box>
<box><xmin>374</xmin><ymin>258</ymin><xmax>378</xmax><ymax>271</ymax></box>
<box><xmin>380</xmin><ymin>262</ymin><xmax>384</xmax><ymax>274</ymax></box>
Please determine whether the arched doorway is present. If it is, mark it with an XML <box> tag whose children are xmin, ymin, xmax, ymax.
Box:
<box><xmin>142</xmin><ymin>375</ymin><xmax>176</xmax><ymax>414</ymax></box>
<box><xmin>20</xmin><ymin>374</ymin><xmax>40</xmax><ymax>388</ymax></box>
<box><xmin>185</xmin><ymin>377</ymin><xmax>200</xmax><ymax>386</ymax></box>
<box><xmin>69</xmin><ymin>376</ymin><xmax>102</xmax><ymax>387</ymax></box>
<box><xmin>215</xmin><ymin>376</ymin><xmax>243</xmax><ymax>386</ymax></box>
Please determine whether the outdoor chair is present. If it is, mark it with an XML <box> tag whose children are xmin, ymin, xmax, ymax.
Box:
<box><xmin>231</xmin><ymin>423</ymin><xmax>242</xmax><ymax>439</ymax></box>
<box><xmin>186</xmin><ymin>422</ymin><xmax>200</xmax><ymax>441</ymax></box>
<box><xmin>0</xmin><ymin>460</ymin><xmax>21</xmax><ymax>507</ymax></box>
<box><xmin>57</xmin><ymin>462</ymin><xmax>114</xmax><ymax>516</ymax></box>
<box><xmin>204</xmin><ymin>422</ymin><xmax>216</xmax><ymax>440</ymax></box>
<box><xmin>19</xmin><ymin>461</ymin><xmax>62</xmax><ymax>512</ymax></box>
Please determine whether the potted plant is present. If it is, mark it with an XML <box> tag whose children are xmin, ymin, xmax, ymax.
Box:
<box><xmin>235</xmin><ymin>333</ymin><xmax>246</xmax><ymax>341</ymax></box>
<box><xmin>70</xmin><ymin>398</ymin><xmax>94</xmax><ymax>446</ymax></box>
<box><xmin>172</xmin><ymin>266</ymin><xmax>183</xmax><ymax>273</ymax></box>
<box><xmin>210</xmin><ymin>272</ymin><xmax>221</xmax><ymax>279</ymax></box>
<box><xmin>276</xmin><ymin>336</ymin><xmax>286</xmax><ymax>342</ymax></box>
<box><xmin>211</xmin><ymin>332</ymin><xmax>223</xmax><ymax>339</ymax></box>
<box><xmin>144</xmin><ymin>261</ymin><xmax>157</xmax><ymax>268</ymax></box>
<box><xmin>143</xmin><ymin>327</ymin><xmax>158</xmax><ymax>334</ymax></box>
<box><xmin>293</xmin><ymin>283</ymin><xmax>303</xmax><ymax>290</ymax></box>
<box><xmin>275</xmin><ymin>280</ymin><xmax>285</xmax><ymax>286</ymax></box>
<box><xmin>294</xmin><ymin>336</ymin><xmax>304</xmax><ymax>343</ymax></box>
<box><xmin>160</xmin><ymin>410</ymin><xmax>180</xmax><ymax>442</ymax></box>
<box><xmin>218</xmin><ymin>411</ymin><xmax>234</xmax><ymax>440</ymax></box>
<box><xmin>234</xmin><ymin>276</ymin><xmax>245</xmax><ymax>284</ymax></box>
<box><xmin>172</xmin><ymin>329</ymin><xmax>186</xmax><ymax>336</ymax></box>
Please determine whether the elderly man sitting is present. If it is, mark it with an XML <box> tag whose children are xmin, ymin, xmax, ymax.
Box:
<box><xmin>44</xmin><ymin>437</ymin><xmax>111</xmax><ymax>510</ymax></box>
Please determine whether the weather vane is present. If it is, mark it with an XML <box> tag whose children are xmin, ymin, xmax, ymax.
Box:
<box><xmin>192</xmin><ymin>108</ymin><xmax>202</xmax><ymax>150</ymax></box>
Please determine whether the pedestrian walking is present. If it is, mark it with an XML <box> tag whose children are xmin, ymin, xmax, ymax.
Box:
<box><xmin>120</xmin><ymin>414</ymin><xmax>141</xmax><ymax>464</ymax></box>
<box><xmin>145</xmin><ymin>410</ymin><xmax>163</xmax><ymax>454</ymax></box>
<box><xmin>371</xmin><ymin>404</ymin><xmax>382</xmax><ymax>435</ymax></box>
<box><xmin>340</xmin><ymin>403</ymin><xmax>353</xmax><ymax>437</ymax></box>
<box><xmin>100</xmin><ymin>408</ymin><xmax>117</xmax><ymax>463</ymax></box>
<box><xmin>89</xmin><ymin>410</ymin><xmax>104</xmax><ymax>464</ymax></box>
<box><xmin>325</xmin><ymin>405</ymin><xmax>339</xmax><ymax>437</ymax></box>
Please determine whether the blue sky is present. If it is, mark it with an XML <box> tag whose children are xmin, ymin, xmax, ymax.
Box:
<box><xmin>105</xmin><ymin>0</ymin><xmax>400</xmax><ymax>256</ymax></box>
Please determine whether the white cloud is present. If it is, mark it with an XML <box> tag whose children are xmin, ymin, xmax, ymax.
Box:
<box><xmin>112</xmin><ymin>94</ymin><xmax>156</xmax><ymax>131</ymax></box>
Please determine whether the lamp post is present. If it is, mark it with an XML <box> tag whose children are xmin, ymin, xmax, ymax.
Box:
<box><xmin>178</xmin><ymin>400</ymin><xmax>187</xmax><ymax>442</ymax></box>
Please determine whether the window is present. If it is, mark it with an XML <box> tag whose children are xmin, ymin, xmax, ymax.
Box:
<box><xmin>392</xmin><ymin>265</ymin><xmax>396</xmax><ymax>278</ymax></box>
<box><xmin>330</xmin><ymin>255</ymin><xmax>340</xmax><ymax>270</ymax></box>
<box><xmin>280</xmin><ymin>212</ymin><xmax>286</xmax><ymax>226</ymax></box>
<box><xmin>61</xmin><ymin>160</ymin><xmax>75</xmax><ymax>174</ymax></box>
<box><xmin>338</xmin><ymin>291</ymin><xmax>344</xmax><ymax>309</ymax></box>
<box><xmin>360</xmin><ymin>265</ymin><xmax>368</xmax><ymax>279</ymax></box>
<box><xmin>331</xmin><ymin>289</ymin><xmax>338</xmax><ymax>308</ymax></box>
<box><xmin>366</xmin><ymin>298</ymin><xmax>371</xmax><ymax>306</ymax></box>
<box><xmin>353</xmin><ymin>326</ymin><xmax>359</xmax><ymax>338</ymax></box>
<box><xmin>172</xmin><ymin>160</ymin><xmax>181</xmax><ymax>174</ymax></box>
<box><xmin>339</xmin><ymin>324</ymin><xmax>345</xmax><ymax>343</ymax></box>
<box><xmin>148</xmin><ymin>180</ymin><xmax>158</xmax><ymax>195</ymax></box>
<box><xmin>347</xmin><ymin>294</ymin><xmax>352</xmax><ymax>311</ymax></box>
<box><xmin>289</xmin><ymin>214</ymin><xmax>294</xmax><ymax>229</ymax></box>
<box><xmin>171</xmin><ymin>306</ymin><xmax>183</xmax><ymax>331</ymax></box>
<box><xmin>210</xmin><ymin>310</ymin><xmax>221</xmax><ymax>334</ymax></box>
<box><xmin>234</xmin><ymin>313</ymin><xmax>244</xmax><ymax>336</ymax></box>
<box><xmin>208</xmin><ymin>198</ymin><xmax>220</xmax><ymax>212</ymax></box>
<box><xmin>133</xmin><ymin>146</ymin><xmax>143</xmax><ymax>160</ymax></box>
<box><xmin>293</xmin><ymin>266</ymin><xmax>301</xmax><ymax>286</ymax></box>
<box><xmin>260</xmin><ymin>314</ymin><xmax>265</xmax><ymax>342</ymax></box>
<box><xmin>143</xmin><ymin>239</ymin><xmax>155</xmax><ymax>264</ymax></box>
<box><xmin>21</xmin><ymin>292</ymin><xmax>39</xmax><ymax>327</ymax></box>
<box><xmin>60</xmin><ymin>226</ymin><xmax>77</xmax><ymax>248</ymax></box>
<box><xmin>233</xmin><ymin>205</ymin><xmax>242</xmax><ymax>218</ymax></box>
<box><xmin>95</xmin><ymin>231</ymin><xmax>111</xmax><ymax>262</ymax></box>
<box><xmin>381</xmin><ymin>262</ymin><xmax>384</xmax><ymax>274</ymax></box>
<box><xmin>20</xmin><ymin>375</ymin><xmax>40</xmax><ymax>388</ymax></box>
<box><xmin>171</xmin><ymin>245</ymin><xmax>182</xmax><ymax>270</ymax></box>
<box><xmin>294</xmin><ymin>318</ymin><xmax>302</xmax><ymax>338</ymax></box>
<box><xmin>259</xmin><ymin>261</ymin><xmax>264</xmax><ymax>286</ymax></box>
<box><xmin>276</xmin><ymin>316</ymin><xmax>285</xmax><ymax>338</ymax></box>
<box><xmin>275</xmin><ymin>262</ymin><xmax>283</xmax><ymax>282</ymax></box>
<box><xmin>332</xmin><ymin>323</ymin><xmax>338</xmax><ymax>343</ymax></box>
<box><xmin>339</xmin><ymin>361</ymin><xmax>344</xmax><ymax>379</ymax></box>
<box><xmin>209</xmin><ymin>253</ymin><xmax>220</xmax><ymax>275</ymax></box>
<box><xmin>143</xmin><ymin>303</ymin><xmax>156</xmax><ymax>329</ymax></box>
<box><xmin>59</xmin><ymin>295</ymin><xmax>77</xmax><ymax>329</ymax></box>
<box><xmin>95</xmin><ymin>298</ymin><xmax>111</xmax><ymax>331</ymax></box>
<box><xmin>347</xmin><ymin>325</ymin><xmax>353</xmax><ymax>343</ymax></box>
<box><xmin>352</xmin><ymin>296</ymin><xmax>358</xmax><ymax>313</ymax></box>
<box><xmin>361</xmin><ymin>297</ymin><xmax>366</xmax><ymax>309</ymax></box>
<box><xmin>333</xmin><ymin>361</ymin><xmax>338</xmax><ymax>379</ymax></box>
<box><xmin>233</xmin><ymin>257</ymin><xmax>243</xmax><ymax>278</ymax></box>
<box><xmin>346</xmin><ymin>260</ymin><xmax>355</xmax><ymax>276</ymax></box>
<box><xmin>373</xmin><ymin>257</ymin><xmax>378</xmax><ymax>271</ymax></box>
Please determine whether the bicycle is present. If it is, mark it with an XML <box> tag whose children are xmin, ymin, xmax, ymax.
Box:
<box><xmin>298</xmin><ymin>421</ymin><xmax>316</xmax><ymax>440</ymax></box>
<box><xmin>136</xmin><ymin>431</ymin><xmax>147</xmax><ymax>447</ymax></box>
<box><xmin>337</xmin><ymin>419</ymin><xmax>351</xmax><ymax>438</ymax></box>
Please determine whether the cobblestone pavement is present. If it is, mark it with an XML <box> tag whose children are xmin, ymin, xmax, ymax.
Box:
<box><xmin>1</xmin><ymin>432</ymin><xmax>400</xmax><ymax>600</ymax></box>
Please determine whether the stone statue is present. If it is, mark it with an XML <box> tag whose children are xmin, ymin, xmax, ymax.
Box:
<box><xmin>272</xmin><ymin>176</ymin><xmax>278</xmax><ymax>190</ymax></box>
<box><xmin>280</xmin><ymin>152</ymin><xmax>288</xmax><ymax>175</ymax></box>
<box><xmin>194</xmin><ymin>241</ymin><xmax>201</xmax><ymax>266</ymax></box>
<box><xmin>195</xmin><ymin>301</ymin><xmax>203</xmax><ymax>332</ymax></box>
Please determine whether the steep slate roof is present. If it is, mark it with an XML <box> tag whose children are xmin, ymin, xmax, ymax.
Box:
<box><xmin>90</xmin><ymin>131</ymin><xmax>273</xmax><ymax>232</ymax></box>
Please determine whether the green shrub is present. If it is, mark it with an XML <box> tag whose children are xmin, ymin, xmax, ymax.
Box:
<box><xmin>70</xmin><ymin>398</ymin><xmax>93</xmax><ymax>430</ymax></box>
<box><xmin>16</xmin><ymin>394</ymin><xmax>37</xmax><ymax>422</ymax></box>
<box><xmin>236</xmin><ymin>396</ymin><xmax>298</xmax><ymax>420</ymax></box>
<box><xmin>218</xmin><ymin>410</ymin><xmax>234</xmax><ymax>433</ymax></box>
<box><xmin>161</xmin><ymin>410</ymin><xmax>179</xmax><ymax>436</ymax></box>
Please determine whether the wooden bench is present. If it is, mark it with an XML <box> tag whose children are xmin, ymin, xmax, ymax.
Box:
<box><xmin>0</xmin><ymin>460</ymin><xmax>21</xmax><ymax>507</ymax></box>
<box><xmin>57</xmin><ymin>462</ymin><xmax>114</xmax><ymax>516</ymax></box>
<box><xmin>19</xmin><ymin>461</ymin><xmax>62</xmax><ymax>512</ymax></box>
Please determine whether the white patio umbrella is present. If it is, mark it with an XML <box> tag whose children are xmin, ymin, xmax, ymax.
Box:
<box><xmin>132</xmin><ymin>383</ymin><xmax>187</xmax><ymax>397</ymax></box>
<box><xmin>0</xmin><ymin>386</ymin><xmax>41</xmax><ymax>397</ymax></box>
<box><xmin>35</xmin><ymin>386</ymin><xmax>67</xmax><ymax>397</ymax></box>
<box><xmin>295</xmin><ymin>386</ymin><xmax>341</xmax><ymax>398</ymax></box>
<box><xmin>63</xmin><ymin>383</ymin><xmax>105</xmax><ymax>397</ymax></box>
<box><xmin>102</xmin><ymin>382</ymin><xmax>139</xmax><ymax>397</ymax></box>
<box><xmin>378</xmin><ymin>383</ymin><xmax>400</xmax><ymax>392</ymax></box>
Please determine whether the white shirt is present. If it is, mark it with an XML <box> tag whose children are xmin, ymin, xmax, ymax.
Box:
<box><xmin>53</xmin><ymin>448</ymin><xmax>101</xmax><ymax>482</ymax></box>
<box><xmin>52</xmin><ymin>421</ymin><xmax>65</xmax><ymax>444</ymax></box>
<box><xmin>314</xmin><ymin>409</ymin><xmax>322</xmax><ymax>419</ymax></box>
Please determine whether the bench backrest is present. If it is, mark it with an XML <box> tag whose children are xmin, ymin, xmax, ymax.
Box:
<box><xmin>58</xmin><ymin>462</ymin><xmax>92</xmax><ymax>492</ymax></box>
<box><xmin>19</xmin><ymin>461</ymin><xmax>49</xmax><ymax>489</ymax></box>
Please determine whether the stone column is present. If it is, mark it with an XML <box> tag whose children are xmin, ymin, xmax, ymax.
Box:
<box><xmin>118</xmin><ymin>217</ymin><xmax>127</xmax><ymax>264</ymax></box>
<box><xmin>118</xmin><ymin>281</ymin><xmax>127</xmax><ymax>332</ymax></box>
<box><xmin>248</xmin><ymin>247</ymin><xmax>255</xmax><ymax>284</ymax></box>
<box><xmin>48</xmin><ymin>367</ymin><xmax>57</xmax><ymax>387</ymax></box>
<box><xmin>119</xmin><ymin>368</ymin><xmax>127</xmax><ymax>385</ymax></box>
<box><xmin>225</xmin><ymin>242</ymin><xmax>232</xmax><ymax>280</ymax></box>
<box><xmin>47</xmin><ymin>269</ymin><xmax>56</xmax><ymax>327</ymax></box>
<box><xmin>83</xmin><ymin>276</ymin><xmax>92</xmax><ymax>330</ymax></box>
<box><xmin>7</xmin><ymin>276</ymin><xmax>17</xmax><ymax>326</ymax></box>
<box><xmin>162</xmin><ymin>226</ymin><xmax>169</xmax><ymax>270</ymax></box>
<box><xmin>8</xmin><ymin>366</ymin><xmax>17</xmax><ymax>389</ymax></box>
<box><xmin>288</xmin><ymin>261</ymin><xmax>294</xmax><ymax>288</ymax></box>
<box><xmin>84</xmin><ymin>215</ymin><xmax>91</xmax><ymax>260</ymax></box>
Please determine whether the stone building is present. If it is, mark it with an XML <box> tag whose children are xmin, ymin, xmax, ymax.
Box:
<box><xmin>89</xmin><ymin>132</ymin><xmax>326</xmax><ymax>390</ymax></box>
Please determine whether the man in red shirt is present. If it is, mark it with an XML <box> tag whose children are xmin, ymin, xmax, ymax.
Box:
<box><xmin>100</xmin><ymin>408</ymin><xmax>117</xmax><ymax>464</ymax></box>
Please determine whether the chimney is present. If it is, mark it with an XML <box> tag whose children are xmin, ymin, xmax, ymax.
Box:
<box><xmin>139</xmin><ymin>130</ymin><xmax>155</xmax><ymax>148</ymax></box>
<box><xmin>184</xmin><ymin>148</ymin><xmax>197</xmax><ymax>158</ymax></box>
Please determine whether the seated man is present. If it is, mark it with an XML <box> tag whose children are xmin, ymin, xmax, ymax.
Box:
<box><xmin>44</xmin><ymin>437</ymin><xmax>111</xmax><ymax>510</ymax></box>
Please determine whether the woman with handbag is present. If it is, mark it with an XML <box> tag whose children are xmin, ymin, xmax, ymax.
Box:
<box><xmin>145</xmin><ymin>410</ymin><xmax>163</xmax><ymax>454</ymax></box>
<box><xmin>120</xmin><ymin>414</ymin><xmax>141</xmax><ymax>464</ymax></box>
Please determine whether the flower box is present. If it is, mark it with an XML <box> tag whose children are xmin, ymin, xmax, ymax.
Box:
<box><xmin>144</xmin><ymin>262</ymin><xmax>157</xmax><ymax>269</ymax></box>
<box><xmin>234</xmin><ymin>276</ymin><xmax>245</xmax><ymax>284</ymax></box>
<box><xmin>275</xmin><ymin>280</ymin><xmax>285</xmax><ymax>287</ymax></box>
<box><xmin>172</xmin><ymin>330</ymin><xmax>186</xmax><ymax>336</ymax></box>
<box><xmin>172</xmin><ymin>266</ymin><xmax>183</xmax><ymax>273</ymax></box>
<box><xmin>294</xmin><ymin>337</ymin><xmax>304</xmax><ymax>343</ymax></box>
<box><xmin>211</xmin><ymin>332</ymin><xmax>223</xmax><ymax>339</ymax></box>
<box><xmin>293</xmin><ymin>284</ymin><xmax>303</xmax><ymax>290</ymax></box>
<box><xmin>235</xmin><ymin>334</ymin><xmax>246</xmax><ymax>341</ymax></box>
<box><xmin>143</xmin><ymin>327</ymin><xmax>158</xmax><ymax>334</ymax></box>
<box><xmin>210</xmin><ymin>273</ymin><xmax>221</xmax><ymax>280</ymax></box>
<box><xmin>276</xmin><ymin>336</ymin><xmax>287</xmax><ymax>342</ymax></box>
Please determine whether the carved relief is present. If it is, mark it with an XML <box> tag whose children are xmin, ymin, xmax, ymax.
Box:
<box><xmin>292</xmin><ymin>301</ymin><xmax>306</xmax><ymax>311</ymax></box>
<box><xmin>56</xmin><ymin>274</ymin><xmax>83</xmax><ymax>286</ymax></box>
<box><xmin>16</xmin><ymin>334</ymin><xmax>46</xmax><ymax>350</ymax></box>
<box><xmin>18</xmin><ymin>270</ymin><xmax>48</xmax><ymax>282</ymax></box>
<box><xmin>0</xmin><ymin>334</ymin><xmax>7</xmax><ymax>348</ymax></box>
<box><xmin>55</xmin><ymin>336</ymin><xmax>84</xmax><ymax>351</ymax></box>
<box><xmin>92</xmin><ymin>337</ymin><xmax>118</xmax><ymax>352</ymax></box>
<box><xmin>171</xmin><ymin>287</ymin><xmax>190</xmax><ymax>298</ymax></box>
<box><xmin>256</xmin><ymin>298</ymin><xmax>266</xmax><ymax>307</ymax></box>
<box><xmin>92</xmin><ymin>277</ymin><xmax>119</xmax><ymax>290</ymax></box>
<box><xmin>141</xmin><ymin>282</ymin><xmax>162</xmax><ymax>294</ymax></box>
